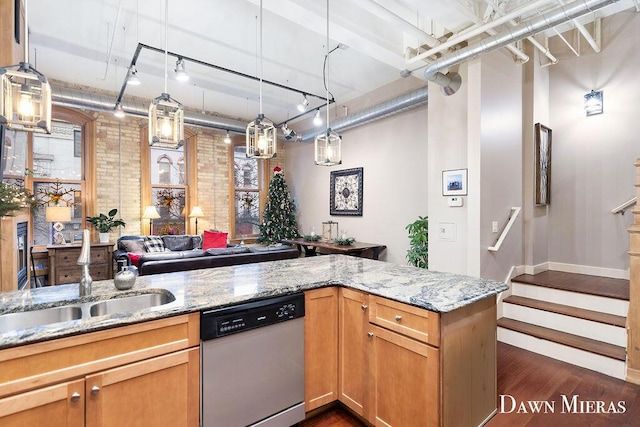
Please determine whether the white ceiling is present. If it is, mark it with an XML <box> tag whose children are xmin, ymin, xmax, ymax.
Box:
<box><xmin>25</xmin><ymin>0</ymin><xmax>636</xmax><ymax>125</ymax></box>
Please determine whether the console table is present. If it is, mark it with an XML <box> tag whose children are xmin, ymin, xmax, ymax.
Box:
<box><xmin>282</xmin><ymin>238</ymin><xmax>386</xmax><ymax>260</ymax></box>
<box><xmin>32</xmin><ymin>242</ymin><xmax>114</xmax><ymax>285</ymax></box>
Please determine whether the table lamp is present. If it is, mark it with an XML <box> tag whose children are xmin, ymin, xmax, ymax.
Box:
<box><xmin>188</xmin><ymin>206</ymin><xmax>204</xmax><ymax>235</ymax></box>
<box><xmin>45</xmin><ymin>206</ymin><xmax>71</xmax><ymax>245</ymax></box>
<box><xmin>142</xmin><ymin>205</ymin><xmax>160</xmax><ymax>235</ymax></box>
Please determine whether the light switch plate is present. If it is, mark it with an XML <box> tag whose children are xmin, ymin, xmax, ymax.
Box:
<box><xmin>447</xmin><ymin>196</ymin><xmax>463</xmax><ymax>207</ymax></box>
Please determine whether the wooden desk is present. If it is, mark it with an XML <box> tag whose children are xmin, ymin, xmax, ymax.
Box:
<box><xmin>32</xmin><ymin>242</ymin><xmax>114</xmax><ymax>285</ymax></box>
<box><xmin>282</xmin><ymin>238</ymin><xmax>386</xmax><ymax>260</ymax></box>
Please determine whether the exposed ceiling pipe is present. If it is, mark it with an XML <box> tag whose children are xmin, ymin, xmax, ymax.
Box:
<box><xmin>51</xmin><ymin>86</ymin><xmax>248</xmax><ymax>133</ymax></box>
<box><xmin>424</xmin><ymin>0</ymin><xmax>621</xmax><ymax>94</ymax></box>
<box><xmin>408</xmin><ymin>0</ymin><xmax>555</xmax><ymax>65</ymax></box>
<box><xmin>297</xmin><ymin>86</ymin><xmax>428</xmax><ymax>142</ymax></box>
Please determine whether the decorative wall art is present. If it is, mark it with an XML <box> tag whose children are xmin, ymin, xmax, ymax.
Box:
<box><xmin>442</xmin><ymin>169</ymin><xmax>468</xmax><ymax>196</ymax></box>
<box><xmin>535</xmin><ymin>123</ymin><xmax>552</xmax><ymax>205</ymax></box>
<box><xmin>330</xmin><ymin>167</ymin><xmax>363</xmax><ymax>216</ymax></box>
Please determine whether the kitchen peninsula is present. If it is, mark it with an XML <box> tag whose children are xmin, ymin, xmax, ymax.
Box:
<box><xmin>0</xmin><ymin>255</ymin><xmax>508</xmax><ymax>426</ymax></box>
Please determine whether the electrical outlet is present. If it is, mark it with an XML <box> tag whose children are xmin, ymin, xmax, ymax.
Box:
<box><xmin>492</xmin><ymin>221</ymin><xmax>499</xmax><ymax>233</ymax></box>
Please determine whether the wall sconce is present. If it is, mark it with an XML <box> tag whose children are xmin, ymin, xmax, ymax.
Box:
<box><xmin>584</xmin><ymin>90</ymin><xmax>603</xmax><ymax>116</ymax></box>
<box><xmin>142</xmin><ymin>205</ymin><xmax>160</xmax><ymax>235</ymax></box>
<box><xmin>188</xmin><ymin>206</ymin><xmax>204</xmax><ymax>235</ymax></box>
<box><xmin>45</xmin><ymin>206</ymin><xmax>71</xmax><ymax>245</ymax></box>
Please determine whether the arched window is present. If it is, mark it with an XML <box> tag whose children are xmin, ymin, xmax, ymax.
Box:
<box><xmin>157</xmin><ymin>155</ymin><xmax>173</xmax><ymax>185</ymax></box>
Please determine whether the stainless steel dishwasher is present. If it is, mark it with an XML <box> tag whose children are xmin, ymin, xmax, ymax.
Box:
<box><xmin>200</xmin><ymin>293</ymin><xmax>305</xmax><ymax>427</ymax></box>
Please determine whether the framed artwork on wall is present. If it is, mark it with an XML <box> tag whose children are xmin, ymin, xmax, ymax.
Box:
<box><xmin>442</xmin><ymin>169</ymin><xmax>468</xmax><ymax>196</ymax></box>
<box><xmin>535</xmin><ymin>123</ymin><xmax>552</xmax><ymax>205</ymax></box>
<box><xmin>330</xmin><ymin>167</ymin><xmax>363</xmax><ymax>216</ymax></box>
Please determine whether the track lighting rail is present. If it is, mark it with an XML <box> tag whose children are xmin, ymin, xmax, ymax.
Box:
<box><xmin>115</xmin><ymin>42</ymin><xmax>333</xmax><ymax>125</ymax></box>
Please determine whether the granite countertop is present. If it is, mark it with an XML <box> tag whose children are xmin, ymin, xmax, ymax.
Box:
<box><xmin>0</xmin><ymin>255</ymin><xmax>508</xmax><ymax>349</ymax></box>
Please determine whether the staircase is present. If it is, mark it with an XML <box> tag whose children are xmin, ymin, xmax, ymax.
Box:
<box><xmin>497</xmin><ymin>270</ymin><xmax>629</xmax><ymax>380</ymax></box>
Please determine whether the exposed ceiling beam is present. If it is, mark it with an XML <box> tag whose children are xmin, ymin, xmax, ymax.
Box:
<box><xmin>246</xmin><ymin>0</ymin><xmax>407</xmax><ymax>70</ymax></box>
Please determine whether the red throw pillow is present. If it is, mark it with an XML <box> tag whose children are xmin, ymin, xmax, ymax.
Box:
<box><xmin>203</xmin><ymin>230</ymin><xmax>228</xmax><ymax>250</ymax></box>
<box><xmin>127</xmin><ymin>252</ymin><xmax>142</xmax><ymax>267</ymax></box>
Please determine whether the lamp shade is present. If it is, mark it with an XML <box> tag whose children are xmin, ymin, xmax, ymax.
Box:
<box><xmin>45</xmin><ymin>206</ymin><xmax>71</xmax><ymax>222</ymax></box>
<box><xmin>142</xmin><ymin>205</ymin><xmax>161</xmax><ymax>220</ymax></box>
<box><xmin>188</xmin><ymin>206</ymin><xmax>204</xmax><ymax>218</ymax></box>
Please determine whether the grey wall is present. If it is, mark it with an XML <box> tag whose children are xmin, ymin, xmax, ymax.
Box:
<box><xmin>284</xmin><ymin>105</ymin><xmax>428</xmax><ymax>265</ymax></box>
<box><xmin>547</xmin><ymin>11</ymin><xmax>639</xmax><ymax>271</ymax></box>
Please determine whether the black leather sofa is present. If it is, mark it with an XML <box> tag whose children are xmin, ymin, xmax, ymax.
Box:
<box><xmin>114</xmin><ymin>235</ymin><xmax>299</xmax><ymax>276</ymax></box>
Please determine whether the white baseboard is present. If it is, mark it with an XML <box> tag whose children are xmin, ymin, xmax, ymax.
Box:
<box><xmin>547</xmin><ymin>262</ymin><xmax>630</xmax><ymax>280</ymax></box>
<box><xmin>524</xmin><ymin>262</ymin><xmax>549</xmax><ymax>275</ymax></box>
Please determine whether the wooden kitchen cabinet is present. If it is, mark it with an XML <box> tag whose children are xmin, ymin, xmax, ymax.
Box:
<box><xmin>338</xmin><ymin>288</ymin><xmax>368</xmax><ymax>416</ymax></box>
<box><xmin>0</xmin><ymin>379</ymin><xmax>84</xmax><ymax>427</ymax></box>
<box><xmin>0</xmin><ymin>314</ymin><xmax>200</xmax><ymax>427</ymax></box>
<box><xmin>305</xmin><ymin>289</ymin><xmax>497</xmax><ymax>427</ymax></box>
<box><xmin>304</xmin><ymin>287</ymin><xmax>339</xmax><ymax>411</ymax></box>
<box><xmin>367</xmin><ymin>325</ymin><xmax>439</xmax><ymax>427</ymax></box>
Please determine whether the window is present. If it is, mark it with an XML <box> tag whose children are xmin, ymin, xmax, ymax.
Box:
<box><xmin>32</xmin><ymin>121</ymin><xmax>84</xmax><ymax>245</ymax></box>
<box><xmin>230</xmin><ymin>143</ymin><xmax>266</xmax><ymax>241</ymax></box>
<box><xmin>150</xmin><ymin>146</ymin><xmax>186</xmax><ymax>235</ymax></box>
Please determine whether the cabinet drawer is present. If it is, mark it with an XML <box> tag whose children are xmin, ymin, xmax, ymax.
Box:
<box><xmin>368</xmin><ymin>295</ymin><xmax>440</xmax><ymax>346</ymax></box>
<box><xmin>56</xmin><ymin>265</ymin><xmax>110</xmax><ymax>285</ymax></box>
<box><xmin>55</xmin><ymin>249</ymin><xmax>108</xmax><ymax>267</ymax></box>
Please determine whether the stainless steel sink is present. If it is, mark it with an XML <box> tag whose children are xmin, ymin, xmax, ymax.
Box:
<box><xmin>0</xmin><ymin>290</ymin><xmax>177</xmax><ymax>334</ymax></box>
<box><xmin>0</xmin><ymin>305</ymin><xmax>83</xmax><ymax>334</ymax></box>
<box><xmin>89</xmin><ymin>291</ymin><xmax>176</xmax><ymax>317</ymax></box>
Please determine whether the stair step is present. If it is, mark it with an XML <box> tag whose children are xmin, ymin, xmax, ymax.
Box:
<box><xmin>497</xmin><ymin>318</ymin><xmax>626</xmax><ymax>361</ymax></box>
<box><xmin>512</xmin><ymin>271</ymin><xmax>629</xmax><ymax>301</ymax></box>
<box><xmin>503</xmin><ymin>295</ymin><xmax>626</xmax><ymax>327</ymax></box>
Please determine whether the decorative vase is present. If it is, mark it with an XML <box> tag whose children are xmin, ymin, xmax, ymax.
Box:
<box><xmin>99</xmin><ymin>232</ymin><xmax>110</xmax><ymax>243</ymax></box>
<box><xmin>114</xmin><ymin>265</ymin><xmax>136</xmax><ymax>290</ymax></box>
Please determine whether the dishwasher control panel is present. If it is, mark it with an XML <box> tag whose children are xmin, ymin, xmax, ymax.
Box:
<box><xmin>200</xmin><ymin>293</ymin><xmax>305</xmax><ymax>340</ymax></box>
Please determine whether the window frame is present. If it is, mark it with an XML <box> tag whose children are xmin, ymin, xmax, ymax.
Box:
<box><xmin>228</xmin><ymin>141</ymin><xmax>268</xmax><ymax>243</ymax></box>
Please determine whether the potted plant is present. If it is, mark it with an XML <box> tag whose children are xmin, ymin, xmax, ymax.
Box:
<box><xmin>87</xmin><ymin>208</ymin><xmax>126</xmax><ymax>243</ymax></box>
<box><xmin>406</xmin><ymin>216</ymin><xmax>428</xmax><ymax>269</ymax></box>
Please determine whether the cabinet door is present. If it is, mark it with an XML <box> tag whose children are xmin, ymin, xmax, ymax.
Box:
<box><xmin>0</xmin><ymin>379</ymin><xmax>84</xmax><ymax>427</ymax></box>
<box><xmin>85</xmin><ymin>348</ymin><xmax>199</xmax><ymax>427</ymax></box>
<box><xmin>368</xmin><ymin>325</ymin><xmax>439</xmax><ymax>427</ymax></box>
<box><xmin>339</xmin><ymin>288</ymin><xmax>368</xmax><ymax>416</ymax></box>
<box><xmin>304</xmin><ymin>287</ymin><xmax>339</xmax><ymax>411</ymax></box>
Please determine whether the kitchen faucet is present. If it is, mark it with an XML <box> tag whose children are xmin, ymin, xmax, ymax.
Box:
<box><xmin>77</xmin><ymin>229</ymin><xmax>93</xmax><ymax>297</ymax></box>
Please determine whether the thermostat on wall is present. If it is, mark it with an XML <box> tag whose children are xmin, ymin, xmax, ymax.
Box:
<box><xmin>447</xmin><ymin>196</ymin><xmax>463</xmax><ymax>207</ymax></box>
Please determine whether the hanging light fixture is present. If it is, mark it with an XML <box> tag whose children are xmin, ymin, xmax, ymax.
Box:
<box><xmin>0</xmin><ymin>0</ymin><xmax>52</xmax><ymax>134</ymax></box>
<box><xmin>174</xmin><ymin>57</ymin><xmax>189</xmax><ymax>82</ymax></box>
<box><xmin>246</xmin><ymin>0</ymin><xmax>277</xmax><ymax>159</ymax></box>
<box><xmin>114</xmin><ymin>103</ymin><xmax>126</xmax><ymax>118</ymax></box>
<box><xmin>148</xmin><ymin>0</ymin><xmax>184</xmax><ymax>149</ymax></box>
<box><xmin>314</xmin><ymin>0</ymin><xmax>342</xmax><ymax>166</ymax></box>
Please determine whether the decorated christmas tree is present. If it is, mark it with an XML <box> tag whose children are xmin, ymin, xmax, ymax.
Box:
<box><xmin>258</xmin><ymin>167</ymin><xmax>299</xmax><ymax>244</ymax></box>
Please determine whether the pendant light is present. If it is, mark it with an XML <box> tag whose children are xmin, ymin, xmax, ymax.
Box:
<box><xmin>314</xmin><ymin>0</ymin><xmax>342</xmax><ymax>166</ymax></box>
<box><xmin>0</xmin><ymin>0</ymin><xmax>52</xmax><ymax>134</ymax></box>
<box><xmin>148</xmin><ymin>0</ymin><xmax>184</xmax><ymax>149</ymax></box>
<box><xmin>246</xmin><ymin>0</ymin><xmax>276</xmax><ymax>159</ymax></box>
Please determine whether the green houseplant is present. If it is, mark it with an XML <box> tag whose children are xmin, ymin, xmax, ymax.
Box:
<box><xmin>87</xmin><ymin>208</ymin><xmax>126</xmax><ymax>242</ymax></box>
<box><xmin>406</xmin><ymin>216</ymin><xmax>428</xmax><ymax>269</ymax></box>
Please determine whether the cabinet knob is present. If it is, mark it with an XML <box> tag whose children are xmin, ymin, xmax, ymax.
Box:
<box><xmin>70</xmin><ymin>392</ymin><xmax>81</xmax><ymax>402</ymax></box>
<box><xmin>91</xmin><ymin>386</ymin><xmax>101</xmax><ymax>395</ymax></box>
<box><xmin>367</xmin><ymin>332</ymin><xmax>374</xmax><ymax>338</ymax></box>
<box><xmin>361</xmin><ymin>304</ymin><xmax>368</xmax><ymax>311</ymax></box>
<box><xmin>395</xmin><ymin>315</ymin><xmax>402</xmax><ymax>322</ymax></box>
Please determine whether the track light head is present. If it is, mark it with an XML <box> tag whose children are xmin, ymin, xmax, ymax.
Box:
<box><xmin>297</xmin><ymin>94</ymin><xmax>309</xmax><ymax>112</ymax></box>
<box><xmin>175</xmin><ymin>58</ymin><xmax>189</xmax><ymax>82</ymax></box>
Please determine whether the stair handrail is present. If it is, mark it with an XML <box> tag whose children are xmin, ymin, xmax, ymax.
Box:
<box><xmin>611</xmin><ymin>196</ymin><xmax>637</xmax><ymax>215</ymax></box>
<box><xmin>488</xmin><ymin>207</ymin><xmax>521</xmax><ymax>252</ymax></box>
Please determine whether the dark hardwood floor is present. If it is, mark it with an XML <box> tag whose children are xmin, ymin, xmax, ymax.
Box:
<box><xmin>302</xmin><ymin>342</ymin><xmax>640</xmax><ymax>427</ymax></box>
